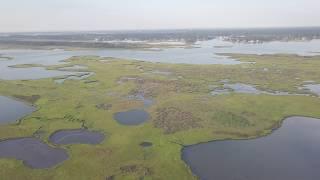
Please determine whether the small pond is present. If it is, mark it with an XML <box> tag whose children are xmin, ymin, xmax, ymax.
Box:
<box><xmin>49</xmin><ymin>129</ymin><xmax>105</xmax><ymax>145</ymax></box>
<box><xmin>114</xmin><ymin>109</ymin><xmax>150</xmax><ymax>126</ymax></box>
<box><xmin>127</xmin><ymin>93</ymin><xmax>154</xmax><ymax>108</ymax></box>
<box><xmin>301</xmin><ymin>84</ymin><xmax>320</xmax><ymax>96</ymax></box>
<box><xmin>0</xmin><ymin>96</ymin><xmax>36</xmax><ymax>124</ymax></box>
<box><xmin>223</xmin><ymin>83</ymin><xmax>262</xmax><ymax>94</ymax></box>
<box><xmin>0</xmin><ymin>137</ymin><xmax>68</xmax><ymax>169</ymax></box>
<box><xmin>139</xmin><ymin>142</ymin><xmax>153</xmax><ymax>148</ymax></box>
<box><xmin>182</xmin><ymin>116</ymin><xmax>320</xmax><ymax>180</ymax></box>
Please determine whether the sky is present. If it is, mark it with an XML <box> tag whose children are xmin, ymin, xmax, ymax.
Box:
<box><xmin>0</xmin><ymin>0</ymin><xmax>319</xmax><ymax>32</ymax></box>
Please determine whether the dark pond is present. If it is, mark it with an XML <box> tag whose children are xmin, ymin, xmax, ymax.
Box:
<box><xmin>0</xmin><ymin>96</ymin><xmax>36</xmax><ymax>124</ymax></box>
<box><xmin>114</xmin><ymin>109</ymin><xmax>150</xmax><ymax>126</ymax></box>
<box><xmin>0</xmin><ymin>137</ymin><xmax>68</xmax><ymax>169</ymax></box>
<box><xmin>49</xmin><ymin>129</ymin><xmax>105</xmax><ymax>145</ymax></box>
<box><xmin>140</xmin><ymin>142</ymin><xmax>153</xmax><ymax>147</ymax></box>
<box><xmin>182</xmin><ymin>116</ymin><xmax>320</xmax><ymax>180</ymax></box>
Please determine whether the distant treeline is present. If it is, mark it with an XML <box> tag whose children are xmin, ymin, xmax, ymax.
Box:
<box><xmin>1</xmin><ymin>27</ymin><xmax>320</xmax><ymax>48</ymax></box>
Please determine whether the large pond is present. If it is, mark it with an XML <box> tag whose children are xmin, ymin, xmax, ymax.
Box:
<box><xmin>0</xmin><ymin>39</ymin><xmax>319</xmax><ymax>80</ymax></box>
<box><xmin>182</xmin><ymin>116</ymin><xmax>320</xmax><ymax>180</ymax></box>
<box><xmin>113</xmin><ymin>109</ymin><xmax>150</xmax><ymax>126</ymax></box>
<box><xmin>0</xmin><ymin>96</ymin><xmax>36</xmax><ymax>124</ymax></box>
<box><xmin>0</xmin><ymin>137</ymin><xmax>68</xmax><ymax>169</ymax></box>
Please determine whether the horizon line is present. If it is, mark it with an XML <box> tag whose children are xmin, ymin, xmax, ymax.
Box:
<box><xmin>1</xmin><ymin>26</ymin><xmax>320</xmax><ymax>34</ymax></box>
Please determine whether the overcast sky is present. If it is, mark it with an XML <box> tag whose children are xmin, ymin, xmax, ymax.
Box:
<box><xmin>0</xmin><ymin>0</ymin><xmax>319</xmax><ymax>32</ymax></box>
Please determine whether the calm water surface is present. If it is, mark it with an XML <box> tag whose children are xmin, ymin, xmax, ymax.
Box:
<box><xmin>0</xmin><ymin>137</ymin><xmax>68</xmax><ymax>169</ymax></box>
<box><xmin>1</xmin><ymin>39</ymin><xmax>319</xmax><ymax>80</ymax></box>
<box><xmin>182</xmin><ymin>116</ymin><xmax>320</xmax><ymax>180</ymax></box>
<box><xmin>114</xmin><ymin>109</ymin><xmax>150</xmax><ymax>126</ymax></box>
<box><xmin>0</xmin><ymin>96</ymin><xmax>36</xmax><ymax>124</ymax></box>
<box><xmin>213</xmin><ymin>39</ymin><xmax>320</xmax><ymax>55</ymax></box>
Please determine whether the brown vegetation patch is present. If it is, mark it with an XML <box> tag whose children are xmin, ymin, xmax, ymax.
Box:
<box><xmin>120</xmin><ymin>164</ymin><xmax>152</xmax><ymax>176</ymax></box>
<box><xmin>118</xmin><ymin>75</ymin><xmax>203</xmax><ymax>98</ymax></box>
<box><xmin>154</xmin><ymin>107</ymin><xmax>202</xmax><ymax>134</ymax></box>
<box><xmin>96</xmin><ymin>103</ymin><xmax>112</xmax><ymax>110</ymax></box>
<box><xmin>117</xmin><ymin>76</ymin><xmax>140</xmax><ymax>84</ymax></box>
<box><xmin>129</xmin><ymin>78</ymin><xmax>201</xmax><ymax>97</ymax></box>
<box><xmin>105</xmin><ymin>175</ymin><xmax>115</xmax><ymax>180</ymax></box>
<box><xmin>63</xmin><ymin>114</ymin><xmax>86</xmax><ymax>127</ymax></box>
<box><xmin>214</xmin><ymin>111</ymin><xmax>253</xmax><ymax>128</ymax></box>
<box><xmin>81</xmin><ymin>147</ymin><xmax>112</xmax><ymax>157</ymax></box>
<box><xmin>113</xmin><ymin>100</ymin><xmax>142</xmax><ymax>110</ymax></box>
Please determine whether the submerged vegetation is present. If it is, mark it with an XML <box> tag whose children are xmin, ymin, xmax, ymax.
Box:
<box><xmin>0</xmin><ymin>54</ymin><xmax>320</xmax><ymax>179</ymax></box>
